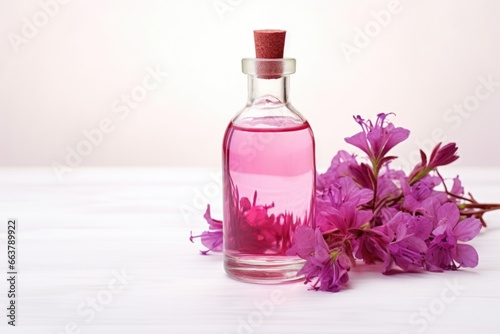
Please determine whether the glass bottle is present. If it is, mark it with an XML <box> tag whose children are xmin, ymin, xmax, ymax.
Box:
<box><xmin>222</xmin><ymin>55</ymin><xmax>316</xmax><ymax>283</ymax></box>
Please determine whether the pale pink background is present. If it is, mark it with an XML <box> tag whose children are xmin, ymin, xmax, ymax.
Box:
<box><xmin>1</xmin><ymin>0</ymin><xmax>499</xmax><ymax>170</ymax></box>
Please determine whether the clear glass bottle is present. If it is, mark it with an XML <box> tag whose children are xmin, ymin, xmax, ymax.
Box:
<box><xmin>222</xmin><ymin>57</ymin><xmax>316</xmax><ymax>283</ymax></box>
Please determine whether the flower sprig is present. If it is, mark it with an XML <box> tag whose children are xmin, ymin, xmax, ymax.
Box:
<box><xmin>190</xmin><ymin>113</ymin><xmax>499</xmax><ymax>292</ymax></box>
<box><xmin>189</xmin><ymin>205</ymin><xmax>223</xmax><ymax>255</ymax></box>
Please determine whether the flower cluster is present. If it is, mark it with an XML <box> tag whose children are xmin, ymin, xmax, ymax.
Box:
<box><xmin>223</xmin><ymin>190</ymin><xmax>301</xmax><ymax>255</ymax></box>
<box><xmin>191</xmin><ymin>113</ymin><xmax>499</xmax><ymax>292</ymax></box>
<box><xmin>190</xmin><ymin>190</ymin><xmax>302</xmax><ymax>256</ymax></box>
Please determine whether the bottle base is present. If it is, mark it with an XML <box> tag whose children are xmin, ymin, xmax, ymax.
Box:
<box><xmin>224</xmin><ymin>253</ymin><xmax>305</xmax><ymax>284</ymax></box>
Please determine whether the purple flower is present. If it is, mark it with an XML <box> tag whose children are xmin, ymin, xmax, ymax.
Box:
<box><xmin>377</xmin><ymin>167</ymin><xmax>404</xmax><ymax>200</ymax></box>
<box><xmin>386</xmin><ymin>236</ymin><xmax>427</xmax><ymax>272</ymax></box>
<box><xmin>287</xmin><ymin>226</ymin><xmax>329</xmax><ymax>264</ymax></box>
<box><xmin>287</xmin><ymin>227</ymin><xmax>350</xmax><ymax>292</ymax></box>
<box><xmin>317</xmin><ymin>202</ymin><xmax>373</xmax><ymax>234</ymax></box>
<box><xmin>190</xmin><ymin>205</ymin><xmax>223</xmax><ymax>255</ymax></box>
<box><xmin>420</xmin><ymin>197</ymin><xmax>443</xmax><ymax>229</ymax></box>
<box><xmin>350</xmin><ymin>226</ymin><xmax>389</xmax><ymax>265</ymax></box>
<box><xmin>349</xmin><ymin>163</ymin><xmax>376</xmax><ymax>190</ymax></box>
<box><xmin>316</xmin><ymin>201</ymin><xmax>386</xmax><ymax>264</ymax></box>
<box><xmin>409</xmin><ymin>143</ymin><xmax>459</xmax><ymax>183</ymax></box>
<box><xmin>317</xmin><ymin>150</ymin><xmax>358</xmax><ymax>191</ymax></box>
<box><xmin>240</xmin><ymin>197</ymin><xmax>275</xmax><ymax>227</ymax></box>
<box><xmin>402</xmin><ymin>176</ymin><xmax>448</xmax><ymax>213</ymax></box>
<box><xmin>429</xmin><ymin>143</ymin><xmax>459</xmax><ymax>168</ymax></box>
<box><xmin>345</xmin><ymin>113</ymin><xmax>410</xmax><ymax>163</ymax></box>
<box><xmin>377</xmin><ymin>206</ymin><xmax>400</xmax><ymax>225</ymax></box>
<box><xmin>382</xmin><ymin>212</ymin><xmax>432</xmax><ymax>273</ymax></box>
<box><xmin>321</xmin><ymin>177</ymin><xmax>373</xmax><ymax>209</ymax></box>
<box><xmin>425</xmin><ymin>203</ymin><xmax>482</xmax><ymax>270</ymax></box>
<box><xmin>225</xmin><ymin>190</ymin><xmax>295</xmax><ymax>254</ymax></box>
<box><xmin>312</xmin><ymin>250</ymin><xmax>351</xmax><ymax>292</ymax></box>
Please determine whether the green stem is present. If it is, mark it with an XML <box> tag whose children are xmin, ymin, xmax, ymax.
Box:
<box><xmin>409</xmin><ymin>167</ymin><xmax>432</xmax><ymax>186</ymax></box>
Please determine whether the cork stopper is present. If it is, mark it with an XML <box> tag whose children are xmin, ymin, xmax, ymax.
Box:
<box><xmin>253</xmin><ymin>30</ymin><xmax>287</xmax><ymax>79</ymax></box>
<box><xmin>254</xmin><ymin>30</ymin><xmax>286</xmax><ymax>59</ymax></box>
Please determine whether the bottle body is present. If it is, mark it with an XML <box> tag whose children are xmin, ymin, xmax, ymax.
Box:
<box><xmin>222</xmin><ymin>62</ymin><xmax>315</xmax><ymax>283</ymax></box>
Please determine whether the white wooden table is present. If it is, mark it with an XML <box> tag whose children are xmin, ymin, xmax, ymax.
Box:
<box><xmin>1</xmin><ymin>167</ymin><xmax>499</xmax><ymax>334</ymax></box>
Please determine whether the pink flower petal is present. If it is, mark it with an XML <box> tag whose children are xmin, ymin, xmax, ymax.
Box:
<box><xmin>453</xmin><ymin>244</ymin><xmax>479</xmax><ymax>268</ymax></box>
<box><xmin>345</xmin><ymin>132</ymin><xmax>371</xmax><ymax>157</ymax></box>
<box><xmin>454</xmin><ymin>217</ymin><xmax>482</xmax><ymax>242</ymax></box>
<box><xmin>437</xmin><ymin>202</ymin><xmax>460</xmax><ymax>227</ymax></box>
<box><xmin>432</xmin><ymin>224</ymin><xmax>448</xmax><ymax>237</ymax></box>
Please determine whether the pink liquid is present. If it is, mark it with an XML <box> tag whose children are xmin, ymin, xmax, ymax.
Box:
<box><xmin>222</xmin><ymin>116</ymin><xmax>315</xmax><ymax>282</ymax></box>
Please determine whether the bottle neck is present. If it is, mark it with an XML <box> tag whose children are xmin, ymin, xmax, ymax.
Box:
<box><xmin>247</xmin><ymin>76</ymin><xmax>290</xmax><ymax>106</ymax></box>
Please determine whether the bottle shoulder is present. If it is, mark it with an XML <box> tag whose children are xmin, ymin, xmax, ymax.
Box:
<box><xmin>231</xmin><ymin>102</ymin><xmax>307</xmax><ymax>130</ymax></box>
